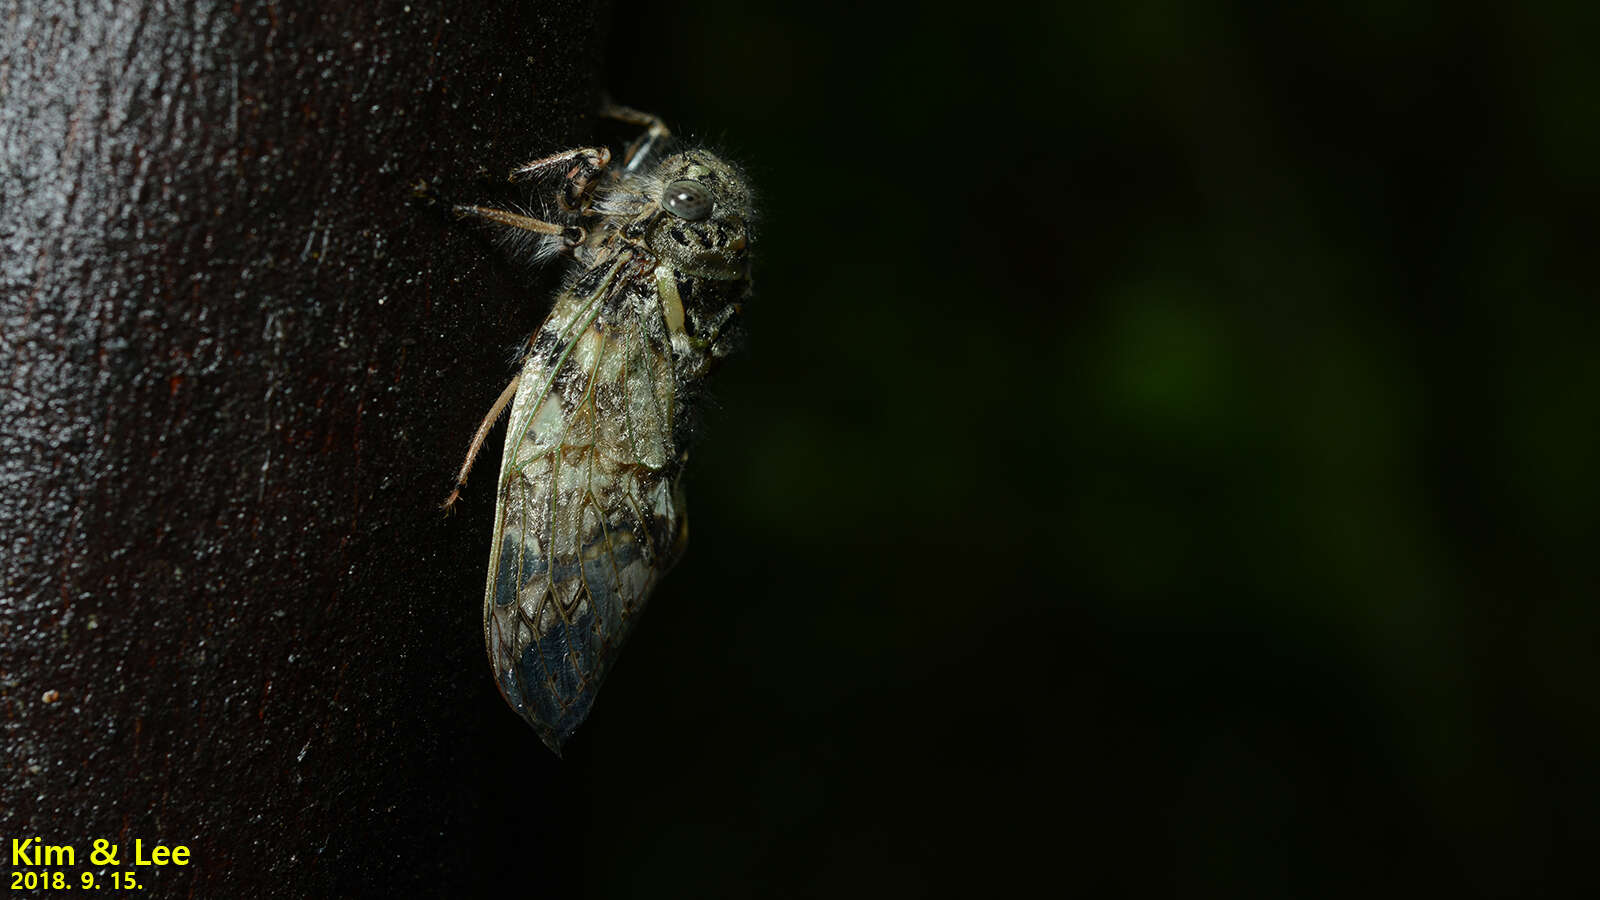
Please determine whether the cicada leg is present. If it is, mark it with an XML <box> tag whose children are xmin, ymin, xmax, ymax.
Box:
<box><xmin>601</xmin><ymin>104</ymin><xmax>671</xmax><ymax>172</ymax></box>
<box><xmin>441</xmin><ymin>372</ymin><xmax>521</xmax><ymax>512</ymax></box>
<box><xmin>451</xmin><ymin>204</ymin><xmax>587</xmax><ymax>248</ymax></box>
<box><xmin>453</xmin><ymin>146</ymin><xmax>613</xmax><ymax>243</ymax></box>
<box><xmin>509</xmin><ymin>146</ymin><xmax>611</xmax><ymax>213</ymax></box>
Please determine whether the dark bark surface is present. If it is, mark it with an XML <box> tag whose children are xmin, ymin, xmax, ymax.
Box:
<box><xmin>1</xmin><ymin>1</ymin><xmax>602</xmax><ymax>893</ymax></box>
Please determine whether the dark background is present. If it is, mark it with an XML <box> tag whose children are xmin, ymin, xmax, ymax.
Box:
<box><xmin>3</xmin><ymin>0</ymin><xmax>1595</xmax><ymax>896</ymax></box>
<box><xmin>590</xmin><ymin>1</ymin><xmax>1599</xmax><ymax>895</ymax></box>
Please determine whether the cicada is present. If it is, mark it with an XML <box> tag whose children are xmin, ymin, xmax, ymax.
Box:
<box><xmin>444</xmin><ymin>106</ymin><xmax>753</xmax><ymax>753</ymax></box>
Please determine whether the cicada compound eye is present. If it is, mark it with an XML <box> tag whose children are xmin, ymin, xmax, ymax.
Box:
<box><xmin>661</xmin><ymin>180</ymin><xmax>712</xmax><ymax>221</ymax></box>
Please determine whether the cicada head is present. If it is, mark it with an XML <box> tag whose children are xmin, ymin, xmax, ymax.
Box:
<box><xmin>643</xmin><ymin>150</ymin><xmax>754</xmax><ymax>280</ymax></box>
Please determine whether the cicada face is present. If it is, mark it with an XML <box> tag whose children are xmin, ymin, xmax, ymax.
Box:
<box><xmin>641</xmin><ymin>151</ymin><xmax>754</xmax><ymax>280</ymax></box>
<box><xmin>450</xmin><ymin>111</ymin><xmax>754</xmax><ymax>754</ymax></box>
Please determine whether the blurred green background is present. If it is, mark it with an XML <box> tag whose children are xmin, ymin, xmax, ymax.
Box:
<box><xmin>504</xmin><ymin>2</ymin><xmax>1598</xmax><ymax>895</ymax></box>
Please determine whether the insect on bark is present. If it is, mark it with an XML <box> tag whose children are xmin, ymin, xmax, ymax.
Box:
<box><xmin>444</xmin><ymin>106</ymin><xmax>754</xmax><ymax>753</ymax></box>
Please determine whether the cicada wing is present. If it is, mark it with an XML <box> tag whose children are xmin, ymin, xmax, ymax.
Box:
<box><xmin>482</xmin><ymin>266</ymin><xmax>686</xmax><ymax>752</ymax></box>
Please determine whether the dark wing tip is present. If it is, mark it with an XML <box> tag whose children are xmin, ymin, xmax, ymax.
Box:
<box><xmin>537</xmin><ymin>727</ymin><xmax>566</xmax><ymax>758</ymax></box>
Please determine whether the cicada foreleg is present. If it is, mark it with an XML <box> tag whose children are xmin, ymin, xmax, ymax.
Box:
<box><xmin>453</xmin><ymin>146</ymin><xmax>614</xmax><ymax>248</ymax></box>
<box><xmin>509</xmin><ymin>146</ymin><xmax>612</xmax><ymax>214</ymax></box>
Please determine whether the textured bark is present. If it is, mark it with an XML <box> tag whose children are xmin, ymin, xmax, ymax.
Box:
<box><xmin>1</xmin><ymin>1</ymin><xmax>602</xmax><ymax>893</ymax></box>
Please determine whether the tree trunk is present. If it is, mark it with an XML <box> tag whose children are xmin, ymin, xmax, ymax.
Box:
<box><xmin>1</xmin><ymin>1</ymin><xmax>601</xmax><ymax>893</ymax></box>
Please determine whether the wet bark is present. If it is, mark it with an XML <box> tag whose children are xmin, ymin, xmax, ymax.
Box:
<box><xmin>1</xmin><ymin>1</ymin><xmax>602</xmax><ymax>893</ymax></box>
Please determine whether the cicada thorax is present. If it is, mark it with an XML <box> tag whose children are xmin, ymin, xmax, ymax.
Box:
<box><xmin>667</xmin><ymin>265</ymin><xmax>749</xmax><ymax>369</ymax></box>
